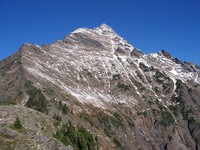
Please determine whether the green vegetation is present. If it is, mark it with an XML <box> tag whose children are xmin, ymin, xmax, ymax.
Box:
<box><xmin>53</xmin><ymin>114</ymin><xmax>62</xmax><ymax>126</ymax></box>
<box><xmin>113</xmin><ymin>137</ymin><xmax>122</xmax><ymax>149</ymax></box>
<box><xmin>80</xmin><ymin>114</ymin><xmax>94</xmax><ymax>127</ymax></box>
<box><xmin>189</xmin><ymin>117</ymin><xmax>200</xmax><ymax>126</ymax></box>
<box><xmin>104</xmin><ymin>128</ymin><xmax>112</xmax><ymax>138</ymax></box>
<box><xmin>54</xmin><ymin>121</ymin><xmax>99</xmax><ymax>150</ymax></box>
<box><xmin>97</xmin><ymin>112</ymin><xmax>125</xmax><ymax>137</ymax></box>
<box><xmin>140</xmin><ymin>86</ymin><xmax>146</xmax><ymax>91</ymax></box>
<box><xmin>176</xmin><ymin>79</ymin><xmax>183</xmax><ymax>91</ymax></box>
<box><xmin>168</xmin><ymin>105</ymin><xmax>179</xmax><ymax>117</ymax></box>
<box><xmin>97</xmin><ymin>112</ymin><xmax>112</xmax><ymax>137</ymax></box>
<box><xmin>171</xmin><ymin>80</ymin><xmax>186</xmax><ymax>117</ymax></box>
<box><xmin>12</xmin><ymin>116</ymin><xmax>22</xmax><ymax>130</ymax></box>
<box><xmin>137</xmin><ymin>111</ymin><xmax>147</xmax><ymax>117</ymax></box>
<box><xmin>155</xmin><ymin>99</ymin><xmax>166</xmax><ymax>111</ymax></box>
<box><xmin>153</xmin><ymin>94</ymin><xmax>176</xmax><ymax>126</ymax></box>
<box><xmin>0</xmin><ymin>100</ymin><xmax>16</xmax><ymax>106</ymax></box>
<box><xmin>161</xmin><ymin>111</ymin><xmax>175</xmax><ymax>127</ymax></box>
<box><xmin>112</xmin><ymin>113</ymin><xmax>124</xmax><ymax>127</ymax></box>
<box><xmin>154</xmin><ymin>71</ymin><xmax>170</xmax><ymax>91</ymax></box>
<box><xmin>24</xmin><ymin>80</ymin><xmax>32</xmax><ymax>88</ymax></box>
<box><xmin>24</xmin><ymin>80</ymin><xmax>49</xmax><ymax>114</ymax></box>
<box><xmin>112</xmin><ymin>74</ymin><xmax>121</xmax><ymax>80</ymax></box>
<box><xmin>62</xmin><ymin>104</ymin><xmax>69</xmax><ymax>114</ymax></box>
<box><xmin>117</xmin><ymin>82</ymin><xmax>130</xmax><ymax>91</ymax></box>
<box><xmin>126</xmin><ymin>116</ymin><xmax>135</xmax><ymax>128</ymax></box>
<box><xmin>171</xmin><ymin>80</ymin><xmax>194</xmax><ymax>120</ymax></box>
<box><xmin>26</xmin><ymin>87</ymin><xmax>48</xmax><ymax>114</ymax></box>
<box><xmin>58</xmin><ymin>100</ymin><xmax>69</xmax><ymax>114</ymax></box>
<box><xmin>18</xmin><ymin>91</ymin><xmax>23</xmax><ymax>96</ymax></box>
<box><xmin>0</xmin><ymin>138</ymin><xmax>15</xmax><ymax>150</ymax></box>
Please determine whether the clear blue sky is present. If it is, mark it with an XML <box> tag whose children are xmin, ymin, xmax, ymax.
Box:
<box><xmin>0</xmin><ymin>0</ymin><xmax>200</xmax><ymax>65</ymax></box>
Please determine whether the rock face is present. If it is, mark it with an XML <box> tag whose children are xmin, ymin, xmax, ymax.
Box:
<box><xmin>0</xmin><ymin>24</ymin><xmax>200</xmax><ymax>150</ymax></box>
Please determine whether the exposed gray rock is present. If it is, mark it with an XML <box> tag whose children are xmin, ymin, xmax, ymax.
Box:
<box><xmin>0</xmin><ymin>128</ymin><xmax>4</xmax><ymax>134</ymax></box>
<box><xmin>5</xmin><ymin>128</ymin><xmax>17</xmax><ymax>138</ymax></box>
<box><xmin>139</xmin><ymin>62</ymin><xmax>149</xmax><ymax>72</ymax></box>
<box><xmin>131</xmin><ymin>48</ymin><xmax>143</xmax><ymax>58</ymax></box>
<box><xmin>161</xmin><ymin>49</ymin><xmax>173</xmax><ymax>59</ymax></box>
<box><xmin>173</xmin><ymin>57</ymin><xmax>182</xmax><ymax>64</ymax></box>
<box><xmin>71</xmin><ymin>33</ymin><xmax>104</xmax><ymax>48</ymax></box>
<box><xmin>33</xmin><ymin>134</ymin><xmax>49</xmax><ymax>143</ymax></box>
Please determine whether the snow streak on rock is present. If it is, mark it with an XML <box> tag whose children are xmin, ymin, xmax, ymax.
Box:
<box><xmin>20</xmin><ymin>24</ymin><xmax>200</xmax><ymax>108</ymax></box>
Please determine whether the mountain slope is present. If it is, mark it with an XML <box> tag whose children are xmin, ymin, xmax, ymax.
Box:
<box><xmin>0</xmin><ymin>24</ymin><xmax>200</xmax><ymax>150</ymax></box>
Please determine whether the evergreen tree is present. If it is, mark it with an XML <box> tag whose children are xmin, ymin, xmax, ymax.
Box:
<box><xmin>54</xmin><ymin>122</ymin><xmax>99</xmax><ymax>150</ymax></box>
<box><xmin>13</xmin><ymin>116</ymin><xmax>22</xmax><ymax>129</ymax></box>
<box><xmin>62</xmin><ymin>104</ymin><xmax>69</xmax><ymax>114</ymax></box>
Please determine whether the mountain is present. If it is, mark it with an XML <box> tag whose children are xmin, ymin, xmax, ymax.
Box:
<box><xmin>0</xmin><ymin>24</ymin><xmax>200</xmax><ymax>150</ymax></box>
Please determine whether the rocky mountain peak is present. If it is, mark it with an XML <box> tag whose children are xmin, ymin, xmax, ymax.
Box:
<box><xmin>62</xmin><ymin>24</ymin><xmax>138</xmax><ymax>56</ymax></box>
<box><xmin>1</xmin><ymin>24</ymin><xmax>200</xmax><ymax>150</ymax></box>
<box><xmin>95</xmin><ymin>23</ymin><xmax>116</xmax><ymax>34</ymax></box>
<box><xmin>159</xmin><ymin>49</ymin><xmax>182</xmax><ymax>64</ymax></box>
<box><xmin>69</xmin><ymin>24</ymin><xmax>115</xmax><ymax>37</ymax></box>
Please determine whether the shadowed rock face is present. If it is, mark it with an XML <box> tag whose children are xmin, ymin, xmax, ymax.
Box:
<box><xmin>173</xmin><ymin>57</ymin><xmax>182</xmax><ymax>64</ymax></box>
<box><xmin>70</xmin><ymin>32</ymin><xmax>104</xmax><ymax>48</ymax></box>
<box><xmin>0</xmin><ymin>24</ymin><xmax>200</xmax><ymax>150</ymax></box>
<box><xmin>161</xmin><ymin>49</ymin><xmax>173</xmax><ymax>59</ymax></box>
<box><xmin>131</xmin><ymin>48</ymin><xmax>144</xmax><ymax>58</ymax></box>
